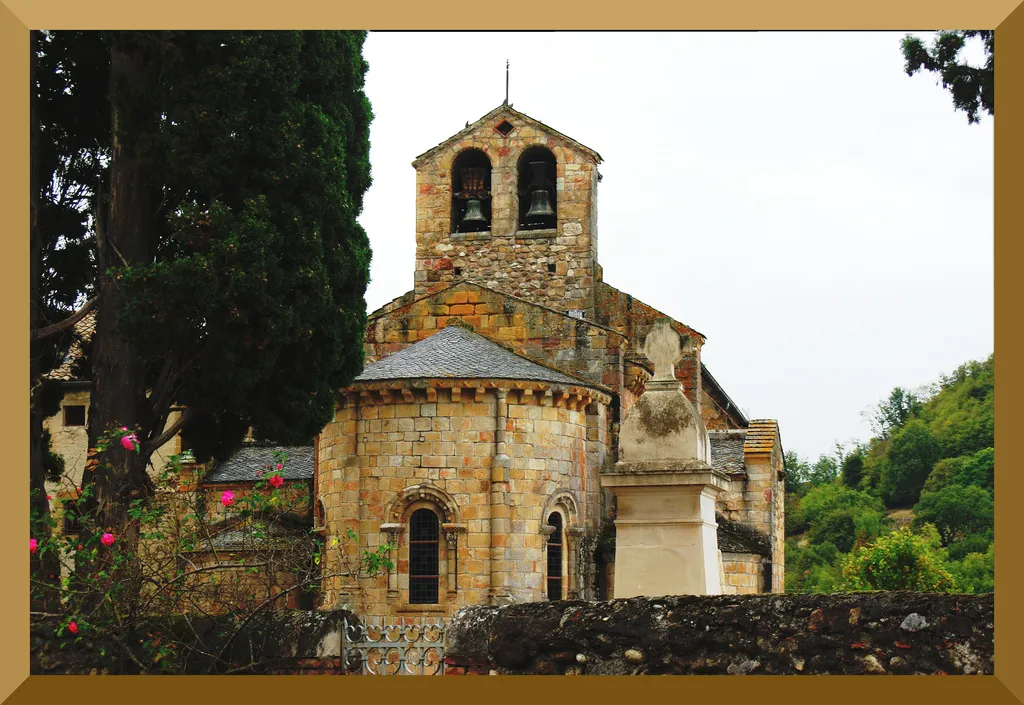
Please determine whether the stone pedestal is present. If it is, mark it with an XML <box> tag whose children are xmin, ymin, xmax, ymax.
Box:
<box><xmin>602</xmin><ymin>461</ymin><xmax>727</xmax><ymax>597</ymax></box>
<box><xmin>601</xmin><ymin>318</ymin><xmax>725</xmax><ymax>597</ymax></box>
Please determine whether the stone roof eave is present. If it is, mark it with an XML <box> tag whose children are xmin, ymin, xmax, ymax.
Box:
<box><xmin>341</xmin><ymin>376</ymin><xmax>613</xmax><ymax>406</ymax></box>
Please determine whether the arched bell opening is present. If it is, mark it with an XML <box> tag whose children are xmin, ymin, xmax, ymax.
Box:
<box><xmin>451</xmin><ymin>149</ymin><xmax>492</xmax><ymax>234</ymax></box>
<box><xmin>517</xmin><ymin>146</ymin><xmax>557</xmax><ymax>231</ymax></box>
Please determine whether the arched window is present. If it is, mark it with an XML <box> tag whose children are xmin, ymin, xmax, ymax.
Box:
<box><xmin>451</xmin><ymin>149</ymin><xmax>492</xmax><ymax>233</ymax></box>
<box><xmin>546</xmin><ymin>511</ymin><xmax>564</xmax><ymax>600</ymax></box>
<box><xmin>409</xmin><ymin>508</ymin><xmax>440</xmax><ymax>604</ymax></box>
<box><xmin>518</xmin><ymin>146</ymin><xmax>557</xmax><ymax>230</ymax></box>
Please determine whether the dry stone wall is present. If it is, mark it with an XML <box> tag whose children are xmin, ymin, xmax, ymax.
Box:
<box><xmin>444</xmin><ymin>592</ymin><xmax>994</xmax><ymax>675</ymax></box>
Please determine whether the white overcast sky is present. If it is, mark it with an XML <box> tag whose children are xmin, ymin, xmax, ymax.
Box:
<box><xmin>357</xmin><ymin>31</ymin><xmax>993</xmax><ymax>462</ymax></box>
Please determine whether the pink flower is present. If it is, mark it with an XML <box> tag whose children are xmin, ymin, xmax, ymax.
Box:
<box><xmin>46</xmin><ymin>494</ymin><xmax>52</xmax><ymax>501</ymax></box>
<box><xmin>121</xmin><ymin>426</ymin><xmax>127</xmax><ymax>431</ymax></box>
<box><xmin>268</xmin><ymin>474</ymin><xmax>284</xmax><ymax>488</ymax></box>
<box><xmin>276</xmin><ymin>463</ymin><xmax>283</xmax><ymax>470</ymax></box>
<box><xmin>120</xmin><ymin>433</ymin><xmax>138</xmax><ymax>451</ymax></box>
<box><xmin>100</xmin><ymin>533</ymin><xmax>116</xmax><ymax>547</ymax></box>
<box><xmin>68</xmin><ymin>621</ymin><xmax>78</xmax><ymax>635</ymax></box>
<box><xmin>30</xmin><ymin>538</ymin><xmax>37</xmax><ymax>554</ymax></box>
<box><xmin>220</xmin><ymin>490</ymin><xmax>236</xmax><ymax>507</ymax></box>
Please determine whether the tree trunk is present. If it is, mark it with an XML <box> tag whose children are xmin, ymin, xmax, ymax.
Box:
<box><xmin>82</xmin><ymin>38</ymin><xmax>158</xmax><ymax>533</ymax></box>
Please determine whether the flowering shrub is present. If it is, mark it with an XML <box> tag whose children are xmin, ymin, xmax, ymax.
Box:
<box><xmin>30</xmin><ymin>427</ymin><xmax>393</xmax><ymax>674</ymax></box>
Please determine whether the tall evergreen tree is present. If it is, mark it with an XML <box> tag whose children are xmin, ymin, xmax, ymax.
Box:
<box><xmin>33</xmin><ymin>31</ymin><xmax>374</xmax><ymax>533</ymax></box>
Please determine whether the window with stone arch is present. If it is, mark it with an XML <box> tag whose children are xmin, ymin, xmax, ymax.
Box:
<box><xmin>451</xmin><ymin>149</ymin><xmax>492</xmax><ymax>234</ymax></box>
<box><xmin>408</xmin><ymin>507</ymin><xmax>441</xmax><ymax>604</ymax></box>
<box><xmin>517</xmin><ymin>146</ymin><xmax>557</xmax><ymax>231</ymax></box>
<box><xmin>546</xmin><ymin>510</ymin><xmax>565</xmax><ymax>600</ymax></box>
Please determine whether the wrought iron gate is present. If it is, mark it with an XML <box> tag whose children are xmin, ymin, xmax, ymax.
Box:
<box><xmin>342</xmin><ymin>618</ymin><xmax>446</xmax><ymax>675</ymax></box>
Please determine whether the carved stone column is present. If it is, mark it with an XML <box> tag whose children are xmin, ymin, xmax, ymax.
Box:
<box><xmin>442</xmin><ymin>523</ymin><xmax>467</xmax><ymax>600</ymax></box>
<box><xmin>565</xmin><ymin>526</ymin><xmax>585</xmax><ymax>599</ymax></box>
<box><xmin>380</xmin><ymin>523</ymin><xmax>404</xmax><ymax>602</ymax></box>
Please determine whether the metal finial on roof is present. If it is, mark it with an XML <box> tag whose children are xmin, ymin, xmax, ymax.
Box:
<box><xmin>504</xmin><ymin>59</ymin><xmax>509</xmax><ymax>105</ymax></box>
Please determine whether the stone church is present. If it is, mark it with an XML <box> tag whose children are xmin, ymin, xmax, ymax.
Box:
<box><xmin>315</xmin><ymin>104</ymin><xmax>786</xmax><ymax>620</ymax></box>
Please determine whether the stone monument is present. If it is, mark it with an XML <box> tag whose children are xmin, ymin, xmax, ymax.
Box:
<box><xmin>601</xmin><ymin>319</ymin><xmax>727</xmax><ymax>596</ymax></box>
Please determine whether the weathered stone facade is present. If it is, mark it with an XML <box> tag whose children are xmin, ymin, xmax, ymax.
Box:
<box><xmin>317</xmin><ymin>105</ymin><xmax>786</xmax><ymax>618</ymax></box>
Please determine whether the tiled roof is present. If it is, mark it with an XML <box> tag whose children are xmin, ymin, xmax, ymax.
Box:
<box><xmin>716</xmin><ymin>513</ymin><xmax>771</xmax><ymax>556</ymax></box>
<box><xmin>354</xmin><ymin>324</ymin><xmax>587</xmax><ymax>387</ymax></box>
<box><xmin>44</xmin><ymin>310</ymin><xmax>97</xmax><ymax>382</ymax></box>
<box><xmin>203</xmin><ymin>445</ymin><xmax>315</xmax><ymax>483</ymax></box>
<box><xmin>743</xmin><ymin>419</ymin><xmax>779</xmax><ymax>455</ymax></box>
<box><xmin>709</xmin><ymin>430</ymin><xmax>747</xmax><ymax>474</ymax></box>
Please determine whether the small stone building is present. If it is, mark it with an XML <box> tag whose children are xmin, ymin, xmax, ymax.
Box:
<box><xmin>316</xmin><ymin>104</ymin><xmax>786</xmax><ymax>620</ymax></box>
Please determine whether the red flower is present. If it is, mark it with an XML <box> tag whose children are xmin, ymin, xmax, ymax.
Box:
<box><xmin>68</xmin><ymin>621</ymin><xmax>78</xmax><ymax>635</ymax></box>
<box><xmin>269</xmin><ymin>475</ymin><xmax>284</xmax><ymax>489</ymax></box>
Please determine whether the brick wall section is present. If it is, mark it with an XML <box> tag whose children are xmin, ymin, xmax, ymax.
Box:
<box><xmin>413</xmin><ymin>106</ymin><xmax>601</xmax><ymax>315</ymax></box>
<box><xmin>444</xmin><ymin>592</ymin><xmax>994</xmax><ymax>675</ymax></box>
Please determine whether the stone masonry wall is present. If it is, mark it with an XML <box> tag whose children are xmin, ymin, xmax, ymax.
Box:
<box><xmin>413</xmin><ymin>108</ymin><xmax>601</xmax><ymax>316</ymax></box>
<box><xmin>364</xmin><ymin>282</ymin><xmax>627</xmax><ymax>393</ymax></box>
<box><xmin>444</xmin><ymin>592</ymin><xmax>994</xmax><ymax>675</ymax></box>
<box><xmin>317</xmin><ymin>383</ymin><xmax>609</xmax><ymax>619</ymax></box>
<box><xmin>720</xmin><ymin>553</ymin><xmax>764</xmax><ymax>594</ymax></box>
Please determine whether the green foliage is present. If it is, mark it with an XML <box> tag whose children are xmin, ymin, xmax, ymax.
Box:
<box><xmin>784</xmin><ymin>539</ymin><xmax>844</xmax><ymax>593</ymax></box>
<box><xmin>797</xmin><ymin>483</ymin><xmax>886</xmax><ymax>529</ymax></box>
<box><xmin>901</xmin><ymin>31</ymin><xmax>993</xmax><ymax>124</ymax></box>
<box><xmin>840</xmin><ymin>448</ymin><xmax>864</xmax><ymax>489</ymax></box>
<box><xmin>880</xmin><ymin>419</ymin><xmax>942</xmax><ymax>507</ymax></box>
<box><xmin>868</xmin><ymin>386</ymin><xmax>925</xmax><ymax>440</ymax></box>
<box><xmin>913</xmin><ymin>484</ymin><xmax>993</xmax><ymax>547</ymax></box>
<box><xmin>947</xmin><ymin>543</ymin><xmax>995</xmax><ymax>594</ymax></box>
<box><xmin>786</xmin><ymin>355</ymin><xmax>994</xmax><ymax>594</ymax></box>
<box><xmin>923</xmin><ymin>447</ymin><xmax>994</xmax><ymax>494</ymax></box>
<box><xmin>946</xmin><ymin>532</ymin><xmax>992</xmax><ymax>562</ymax></box>
<box><xmin>920</xmin><ymin>357</ymin><xmax>994</xmax><ymax>459</ymax></box>
<box><xmin>839</xmin><ymin>526</ymin><xmax>958</xmax><ymax>592</ymax></box>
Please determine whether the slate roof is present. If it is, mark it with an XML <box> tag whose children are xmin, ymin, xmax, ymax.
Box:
<box><xmin>709</xmin><ymin>430</ymin><xmax>747</xmax><ymax>475</ymax></box>
<box><xmin>716</xmin><ymin>513</ymin><xmax>772</xmax><ymax>557</ymax></box>
<box><xmin>354</xmin><ymin>325</ymin><xmax>588</xmax><ymax>387</ymax></box>
<box><xmin>203</xmin><ymin>445</ymin><xmax>315</xmax><ymax>483</ymax></box>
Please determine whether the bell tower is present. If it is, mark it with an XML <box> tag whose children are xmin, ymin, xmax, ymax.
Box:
<box><xmin>411</xmin><ymin>105</ymin><xmax>603</xmax><ymax>318</ymax></box>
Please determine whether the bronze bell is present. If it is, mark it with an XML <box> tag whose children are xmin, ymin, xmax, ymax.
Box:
<box><xmin>525</xmin><ymin>189</ymin><xmax>555</xmax><ymax>221</ymax></box>
<box><xmin>461</xmin><ymin>198</ymin><xmax>487</xmax><ymax>226</ymax></box>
